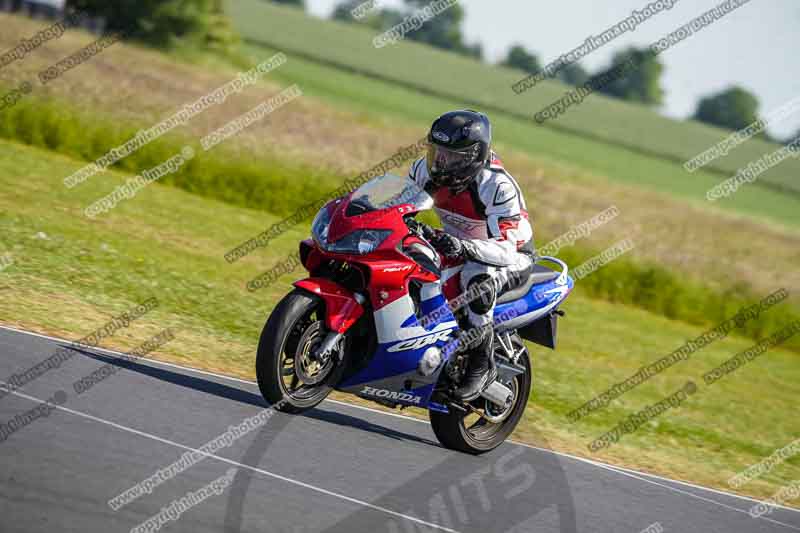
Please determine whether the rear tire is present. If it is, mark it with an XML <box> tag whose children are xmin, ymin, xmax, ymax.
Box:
<box><xmin>256</xmin><ymin>289</ymin><xmax>340</xmax><ymax>414</ymax></box>
<box><xmin>430</xmin><ymin>341</ymin><xmax>532</xmax><ymax>454</ymax></box>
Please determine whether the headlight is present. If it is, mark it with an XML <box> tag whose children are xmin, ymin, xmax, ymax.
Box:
<box><xmin>311</xmin><ymin>206</ymin><xmax>390</xmax><ymax>254</ymax></box>
<box><xmin>311</xmin><ymin>207</ymin><xmax>332</xmax><ymax>248</ymax></box>
<box><xmin>327</xmin><ymin>230</ymin><xmax>391</xmax><ymax>255</ymax></box>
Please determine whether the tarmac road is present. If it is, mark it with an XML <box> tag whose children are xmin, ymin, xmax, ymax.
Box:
<box><xmin>1</xmin><ymin>325</ymin><xmax>798</xmax><ymax>533</ymax></box>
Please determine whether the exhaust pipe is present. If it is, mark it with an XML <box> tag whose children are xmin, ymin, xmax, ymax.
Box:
<box><xmin>480</xmin><ymin>380</ymin><xmax>513</xmax><ymax>408</ymax></box>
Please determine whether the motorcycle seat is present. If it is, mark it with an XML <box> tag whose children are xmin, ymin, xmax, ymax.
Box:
<box><xmin>496</xmin><ymin>264</ymin><xmax>560</xmax><ymax>304</ymax></box>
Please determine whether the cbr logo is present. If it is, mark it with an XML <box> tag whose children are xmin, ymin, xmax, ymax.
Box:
<box><xmin>360</xmin><ymin>386</ymin><xmax>422</xmax><ymax>405</ymax></box>
<box><xmin>387</xmin><ymin>330</ymin><xmax>452</xmax><ymax>352</ymax></box>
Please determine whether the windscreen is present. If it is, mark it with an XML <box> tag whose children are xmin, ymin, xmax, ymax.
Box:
<box><xmin>348</xmin><ymin>173</ymin><xmax>432</xmax><ymax>214</ymax></box>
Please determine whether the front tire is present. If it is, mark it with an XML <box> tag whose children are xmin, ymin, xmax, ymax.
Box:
<box><xmin>256</xmin><ymin>289</ymin><xmax>340</xmax><ymax>414</ymax></box>
<box><xmin>430</xmin><ymin>340</ymin><xmax>532</xmax><ymax>454</ymax></box>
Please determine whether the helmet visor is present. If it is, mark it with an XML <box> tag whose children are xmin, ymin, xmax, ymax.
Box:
<box><xmin>426</xmin><ymin>143</ymin><xmax>480</xmax><ymax>183</ymax></box>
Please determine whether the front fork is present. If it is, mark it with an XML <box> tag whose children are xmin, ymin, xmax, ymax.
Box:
<box><xmin>293</xmin><ymin>278</ymin><xmax>366</xmax><ymax>363</ymax></box>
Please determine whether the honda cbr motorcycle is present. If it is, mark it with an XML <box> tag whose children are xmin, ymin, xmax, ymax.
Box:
<box><xmin>256</xmin><ymin>173</ymin><xmax>573</xmax><ymax>454</ymax></box>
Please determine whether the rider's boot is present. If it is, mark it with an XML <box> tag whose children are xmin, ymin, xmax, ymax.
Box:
<box><xmin>453</xmin><ymin>325</ymin><xmax>497</xmax><ymax>402</ymax></box>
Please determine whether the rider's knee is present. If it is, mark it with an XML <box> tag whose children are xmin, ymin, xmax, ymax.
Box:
<box><xmin>467</xmin><ymin>274</ymin><xmax>496</xmax><ymax>315</ymax></box>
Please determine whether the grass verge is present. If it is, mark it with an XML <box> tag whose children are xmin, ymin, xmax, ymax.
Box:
<box><xmin>1</xmin><ymin>13</ymin><xmax>799</xmax><ymax>306</ymax></box>
<box><xmin>1</xmin><ymin>87</ymin><xmax>799</xmax><ymax>351</ymax></box>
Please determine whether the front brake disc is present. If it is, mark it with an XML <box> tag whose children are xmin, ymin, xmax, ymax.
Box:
<box><xmin>294</xmin><ymin>321</ymin><xmax>335</xmax><ymax>385</ymax></box>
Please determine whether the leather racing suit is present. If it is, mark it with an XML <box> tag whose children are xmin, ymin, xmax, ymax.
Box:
<box><xmin>408</xmin><ymin>152</ymin><xmax>534</xmax><ymax>334</ymax></box>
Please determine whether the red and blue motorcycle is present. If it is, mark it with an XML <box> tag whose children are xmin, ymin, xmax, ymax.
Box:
<box><xmin>256</xmin><ymin>173</ymin><xmax>573</xmax><ymax>454</ymax></box>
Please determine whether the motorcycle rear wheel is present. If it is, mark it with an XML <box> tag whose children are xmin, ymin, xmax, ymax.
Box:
<box><xmin>256</xmin><ymin>289</ymin><xmax>342</xmax><ymax>414</ymax></box>
<box><xmin>430</xmin><ymin>340</ymin><xmax>531</xmax><ymax>455</ymax></box>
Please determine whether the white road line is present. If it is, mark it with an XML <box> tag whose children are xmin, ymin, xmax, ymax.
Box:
<box><xmin>2</xmin><ymin>323</ymin><xmax>800</xmax><ymax>518</ymax></box>
<box><xmin>327</xmin><ymin>400</ymin><xmax>800</xmax><ymax>520</ymax></box>
<box><xmin>508</xmin><ymin>439</ymin><xmax>800</xmax><ymax>515</ymax></box>
<box><xmin>3</xmin><ymin>387</ymin><xmax>460</xmax><ymax>533</ymax></box>
<box><xmin>581</xmin><ymin>459</ymin><xmax>800</xmax><ymax>531</ymax></box>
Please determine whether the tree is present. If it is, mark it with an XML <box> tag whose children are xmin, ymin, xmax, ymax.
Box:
<box><xmin>204</xmin><ymin>0</ymin><xmax>240</xmax><ymax>52</ymax></box>
<box><xmin>374</xmin><ymin>8</ymin><xmax>406</xmax><ymax>30</ymax></box>
<box><xmin>402</xmin><ymin>0</ymin><xmax>480</xmax><ymax>60</ymax></box>
<box><xmin>332</xmin><ymin>0</ymin><xmax>361</xmax><ymax>21</ymax></box>
<box><xmin>66</xmin><ymin>0</ymin><xmax>239</xmax><ymax>48</ymax></box>
<box><xmin>556</xmin><ymin>62</ymin><xmax>589</xmax><ymax>87</ymax></box>
<box><xmin>332</xmin><ymin>0</ymin><xmax>481</xmax><ymax>59</ymax></box>
<box><xmin>595</xmin><ymin>47</ymin><xmax>664</xmax><ymax>106</ymax></box>
<box><xmin>270</xmin><ymin>0</ymin><xmax>304</xmax><ymax>8</ymax></box>
<box><xmin>502</xmin><ymin>44</ymin><xmax>541</xmax><ymax>74</ymax></box>
<box><xmin>332</xmin><ymin>0</ymin><xmax>402</xmax><ymax>30</ymax></box>
<box><xmin>460</xmin><ymin>41</ymin><xmax>482</xmax><ymax>61</ymax></box>
<box><xmin>693</xmin><ymin>87</ymin><xmax>761</xmax><ymax>132</ymax></box>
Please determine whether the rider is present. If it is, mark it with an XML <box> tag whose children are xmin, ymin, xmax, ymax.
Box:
<box><xmin>408</xmin><ymin>110</ymin><xmax>535</xmax><ymax>401</ymax></box>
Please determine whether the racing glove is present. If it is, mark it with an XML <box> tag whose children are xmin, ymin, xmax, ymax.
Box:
<box><xmin>430</xmin><ymin>232</ymin><xmax>467</xmax><ymax>259</ymax></box>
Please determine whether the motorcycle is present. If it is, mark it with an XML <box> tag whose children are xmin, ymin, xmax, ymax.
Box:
<box><xmin>256</xmin><ymin>173</ymin><xmax>574</xmax><ymax>454</ymax></box>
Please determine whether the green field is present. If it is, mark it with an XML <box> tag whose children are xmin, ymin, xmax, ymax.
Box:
<box><xmin>233</xmin><ymin>38</ymin><xmax>800</xmax><ymax>230</ymax></box>
<box><xmin>229</xmin><ymin>0</ymin><xmax>800</xmax><ymax>196</ymax></box>
<box><xmin>0</xmin><ymin>11</ymin><xmax>798</xmax><ymax>337</ymax></box>
<box><xmin>1</xmin><ymin>138</ymin><xmax>799</xmax><ymax>504</ymax></box>
<box><xmin>2</xmin><ymin>76</ymin><xmax>799</xmax><ymax>351</ymax></box>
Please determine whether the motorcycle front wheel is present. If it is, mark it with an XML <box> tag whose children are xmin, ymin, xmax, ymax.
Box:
<box><xmin>256</xmin><ymin>289</ymin><xmax>343</xmax><ymax>414</ymax></box>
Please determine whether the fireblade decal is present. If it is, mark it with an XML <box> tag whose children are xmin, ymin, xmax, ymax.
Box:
<box><xmin>360</xmin><ymin>386</ymin><xmax>422</xmax><ymax>405</ymax></box>
<box><xmin>382</xmin><ymin>265</ymin><xmax>413</xmax><ymax>272</ymax></box>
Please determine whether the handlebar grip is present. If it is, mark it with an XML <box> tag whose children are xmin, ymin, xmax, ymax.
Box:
<box><xmin>407</xmin><ymin>218</ymin><xmax>437</xmax><ymax>241</ymax></box>
<box><xmin>420</xmin><ymin>224</ymin><xmax>438</xmax><ymax>241</ymax></box>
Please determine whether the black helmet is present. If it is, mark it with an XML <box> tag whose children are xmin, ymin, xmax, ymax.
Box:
<box><xmin>426</xmin><ymin>110</ymin><xmax>492</xmax><ymax>190</ymax></box>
